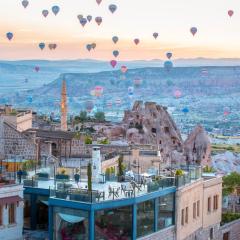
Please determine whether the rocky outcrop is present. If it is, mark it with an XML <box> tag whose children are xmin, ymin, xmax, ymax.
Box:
<box><xmin>184</xmin><ymin>125</ymin><xmax>211</xmax><ymax>166</ymax></box>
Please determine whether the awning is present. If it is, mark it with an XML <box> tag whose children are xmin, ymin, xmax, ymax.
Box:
<box><xmin>40</xmin><ymin>200</ymin><xmax>49</xmax><ymax>206</ymax></box>
<box><xmin>58</xmin><ymin>213</ymin><xmax>85</xmax><ymax>224</ymax></box>
<box><xmin>0</xmin><ymin>196</ymin><xmax>23</xmax><ymax>205</ymax></box>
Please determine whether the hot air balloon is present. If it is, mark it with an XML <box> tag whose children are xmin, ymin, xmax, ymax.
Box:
<box><xmin>164</xmin><ymin>61</ymin><xmax>173</xmax><ymax>72</ymax></box>
<box><xmin>95</xmin><ymin>17</ymin><xmax>102</xmax><ymax>26</ymax></box>
<box><xmin>109</xmin><ymin>4</ymin><xmax>117</xmax><ymax>14</ymax></box>
<box><xmin>96</xmin><ymin>0</ymin><xmax>102</xmax><ymax>5</ymax></box>
<box><xmin>22</xmin><ymin>0</ymin><xmax>29</xmax><ymax>9</ymax></box>
<box><xmin>113</xmin><ymin>50</ymin><xmax>119</xmax><ymax>58</ymax></box>
<box><xmin>228</xmin><ymin>10</ymin><xmax>234</xmax><ymax>17</ymax></box>
<box><xmin>223</xmin><ymin>107</ymin><xmax>231</xmax><ymax>116</ymax></box>
<box><xmin>90</xmin><ymin>90</ymin><xmax>95</xmax><ymax>96</ymax></box>
<box><xmin>6</xmin><ymin>32</ymin><xmax>13</xmax><ymax>41</ymax></box>
<box><xmin>110</xmin><ymin>60</ymin><xmax>117</xmax><ymax>68</ymax></box>
<box><xmin>153</xmin><ymin>32</ymin><xmax>159</xmax><ymax>39</ymax></box>
<box><xmin>134</xmin><ymin>78</ymin><xmax>142</xmax><ymax>86</ymax></box>
<box><xmin>48</xmin><ymin>43</ymin><xmax>57</xmax><ymax>50</ymax></box>
<box><xmin>42</xmin><ymin>10</ymin><xmax>49</xmax><ymax>18</ymax></box>
<box><xmin>80</xmin><ymin>18</ymin><xmax>87</xmax><ymax>27</ymax></box>
<box><xmin>174</xmin><ymin>90</ymin><xmax>182</xmax><ymax>98</ymax></box>
<box><xmin>92</xmin><ymin>43</ymin><xmax>96</xmax><ymax>49</ymax></box>
<box><xmin>166</xmin><ymin>52</ymin><xmax>172</xmax><ymax>60</ymax></box>
<box><xmin>52</xmin><ymin>6</ymin><xmax>60</xmax><ymax>16</ymax></box>
<box><xmin>182</xmin><ymin>107</ymin><xmax>189</xmax><ymax>114</ymax></box>
<box><xmin>112</xmin><ymin>36</ymin><xmax>119</xmax><ymax>44</ymax></box>
<box><xmin>94</xmin><ymin>86</ymin><xmax>104</xmax><ymax>97</ymax></box>
<box><xmin>128</xmin><ymin>86</ymin><xmax>134</xmax><ymax>96</ymax></box>
<box><xmin>27</xmin><ymin>96</ymin><xmax>33</xmax><ymax>103</ymax></box>
<box><xmin>106</xmin><ymin>102</ymin><xmax>112</xmax><ymax>108</ymax></box>
<box><xmin>134</xmin><ymin>38</ymin><xmax>140</xmax><ymax>45</ymax></box>
<box><xmin>190</xmin><ymin>27</ymin><xmax>197</xmax><ymax>36</ymax></box>
<box><xmin>85</xmin><ymin>100</ymin><xmax>94</xmax><ymax>113</ymax></box>
<box><xmin>39</xmin><ymin>42</ymin><xmax>45</xmax><ymax>50</ymax></box>
<box><xmin>115</xmin><ymin>98</ymin><xmax>122</xmax><ymax>106</ymax></box>
<box><xmin>86</xmin><ymin>44</ymin><xmax>92</xmax><ymax>52</ymax></box>
<box><xmin>121</xmin><ymin>66</ymin><xmax>128</xmax><ymax>74</ymax></box>
<box><xmin>87</xmin><ymin>15</ymin><xmax>92</xmax><ymax>22</ymax></box>
<box><xmin>34</xmin><ymin>66</ymin><xmax>40</xmax><ymax>72</ymax></box>
<box><xmin>77</xmin><ymin>15</ymin><xmax>83</xmax><ymax>20</ymax></box>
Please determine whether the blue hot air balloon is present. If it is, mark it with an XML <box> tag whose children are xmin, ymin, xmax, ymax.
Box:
<box><xmin>27</xmin><ymin>96</ymin><xmax>33</xmax><ymax>103</ymax></box>
<box><xmin>87</xmin><ymin>15</ymin><xmax>92</xmax><ymax>22</ymax></box>
<box><xmin>166</xmin><ymin>52</ymin><xmax>173</xmax><ymax>59</ymax></box>
<box><xmin>113</xmin><ymin>50</ymin><xmax>119</xmax><ymax>58</ymax></box>
<box><xmin>164</xmin><ymin>61</ymin><xmax>173</xmax><ymax>72</ymax></box>
<box><xmin>112</xmin><ymin>36</ymin><xmax>119</xmax><ymax>44</ymax></box>
<box><xmin>182</xmin><ymin>107</ymin><xmax>189</xmax><ymax>114</ymax></box>
<box><xmin>80</xmin><ymin>18</ymin><xmax>87</xmax><ymax>27</ymax></box>
<box><xmin>86</xmin><ymin>44</ymin><xmax>92</xmax><ymax>52</ymax></box>
<box><xmin>52</xmin><ymin>5</ymin><xmax>60</xmax><ymax>16</ymax></box>
<box><xmin>109</xmin><ymin>4</ymin><xmax>117</xmax><ymax>14</ymax></box>
<box><xmin>6</xmin><ymin>32</ymin><xmax>13</xmax><ymax>41</ymax></box>
<box><xmin>39</xmin><ymin>42</ymin><xmax>45</xmax><ymax>50</ymax></box>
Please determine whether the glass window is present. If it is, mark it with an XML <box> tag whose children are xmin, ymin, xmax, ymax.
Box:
<box><xmin>95</xmin><ymin>206</ymin><xmax>132</xmax><ymax>240</ymax></box>
<box><xmin>9</xmin><ymin>203</ymin><xmax>15</xmax><ymax>224</ymax></box>
<box><xmin>185</xmin><ymin>207</ymin><xmax>188</xmax><ymax>224</ymax></box>
<box><xmin>193</xmin><ymin>202</ymin><xmax>196</xmax><ymax>219</ymax></box>
<box><xmin>213</xmin><ymin>195</ymin><xmax>219</xmax><ymax>210</ymax></box>
<box><xmin>53</xmin><ymin>207</ymin><xmax>89</xmax><ymax>240</ymax></box>
<box><xmin>137</xmin><ymin>200</ymin><xmax>154</xmax><ymax>238</ymax></box>
<box><xmin>208</xmin><ymin>197</ymin><xmax>211</xmax><ymax>212</ymax></box>
<box><xmin>197</xmin><ymin>200</ymin><xmax>200</xmax><ymax>217</ymax></box>
<box><xmin>158</xmin><ymin>193</ymin><xmax>174</xmax><ymax>230</ymax></box>
<box><xmin>181</xmin><ymin>209</ymin><xmax>184</xmax><ymax>226</ymax></box>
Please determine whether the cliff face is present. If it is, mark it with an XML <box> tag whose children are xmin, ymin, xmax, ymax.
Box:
<box><xmin>184</xmin><ymin>125</ymin><xmax>211</xmax><ymax>166</ymax></box>
<box><xmin>122</xmin><ymin>101</ymin><xmax>185</xmax><ymax>164</ymax></box>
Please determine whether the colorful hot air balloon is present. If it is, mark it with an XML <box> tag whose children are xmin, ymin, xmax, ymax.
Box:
<box><xmin>121</xmin><ymin>66</ymin><xmax>128</xmax><ymax>74</ymax></box>
<box><xmin>95</xmin><ymin>17</ymin><xmax>102</xmax><ymax>26</ymax></box>
<box><xmin>91</xmin><ymin>43</ymin><xmax>96</xmax><ymax>49</ymax></box>
<box><xmin>52</xmin><ymin>6</ymin><xmax>60</xmax><ymax>16</ymax></box>
<box><xmin>174</xmin><ymin>90</ymin><xmax>182</xmax><ymax>98</ymax></box>
<box><xmin>48</xmin><ymin>43</ymin><xmax>57</xmax><ymax>50</ymax></box>
<box><xmin>113</xmin><ymin>50</ymin><xmax>119</xmax><ymax>58</ymax></box>
<box><xmin>166</xmin><ymin>52</ymin><xmax>173</xmax><ymax>59</ymax></box>
<box><xmin>6</xmin><ymin>32</ymin><xmax>13</xmax><ymax>41</ymax></box>
<box><xmin>96</xmin><ymin>0</ymin><xmax>102</xmax><ymax>5</ymax></box>
<box><xmin>164</xmin><ymin>61</ymin><xmax>173</xmax><ymax>72</ymax></box>
<box><xmin>128</xmin><ymin>86</ymin><xmax>134</xmax><ymax>95</ymax></box>
<box><xmin>94</xmin><ymin>86</ymin><xmax>104</xmax><ymax>97</ymax></box>
<box><xmin>80</xmin><ymin>18</ymin><xmax>87</xmax><ymax>27</ymax></box>
<box><xmin>134</xmin><ymin>78</ymin><xmax>142</xmax><ymax>86</ymax></box>
<box><xmin>106</xmin><ymin>102</ymin><xmax>112</xmax><ymax>108</ymax></box>
<box><xmin>115</xmin><ymin>98</ymin><xmax>122</xmax><ymax>106</ymax></box>
<box><xmin>112</xmin><ymin>36</ymin><xmax>119</xmax><ymax>44</ymax></box>
<box><xmin>228</xmin><ymin>10</ymin><xmax>234</xmax><ymax>17</ymax></box>
<box><xmin>223</xmin><ymin>107</ymin><xmax>231</xmax><ymax>116</ymax></box>
<box><xmin>39</xmin><ymin>42</ymin><xmax>45</xmax><ymax>50</ymax></box>
<box><xmin>153</xmin><ymin>32</ymin><xmax>159</xmax><ymax>39</ymax></box>
<box><xmin>86</xmin><ymin>44</ymin><xmax>92</xmax><ymax>52</ymax></box>
<box><xmin>182</xmin><ymin>107</ymin><xmax>189</xmax><ymax>114</ymax></box>
<box><xmin>85</xmin><ymin>100</ymin><xmax>94</xmax><ymax>113</ymax></box>
<box><xmin>190</xmin><ymin>27</ymin><xmax>198</xmax><ymax>36</ymax></box>
<box><xmin>110</xmin><ymin>60</ymin><xmax>117</xmax><ymax>68</ymax></box>
<box><xmin>134</xmin><ymin>38</ymin><xmax>140</xmax><ymax>45</ymax></box>
<box><xmin>34</xmin><ymin>66</ymin><xmax>40</xmax><ymax>72</ymax></box>
<box><xmin>22</xmin><ymin>0</ymin><xmax>29</xmax><ymax>9</ymax></box>
<box><xmin>87</xmin><ymin>15</ymin><xmax>92</xmax><ymax>22</ymax></box>
<box><xmin>109</xmin><ymin>4</ymin><xmax>117</xmax><ymax>14</ymax></box>
<box><xmin>42</xmin><ymin>10</ymin><xmax>49</xmax><ymax>18</ymax></box>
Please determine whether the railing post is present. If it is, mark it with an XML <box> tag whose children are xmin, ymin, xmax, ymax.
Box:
<box><xmin>132</xmin><ymin>204</ymin><xmax>137</xmax><ymax>240</ymax></box>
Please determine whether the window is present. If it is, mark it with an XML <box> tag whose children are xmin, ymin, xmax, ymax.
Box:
<box><xmin>185</xmin><ymin>207</ymin><xmax>188</xmax><ymax>224</ymax></box>
<box><xmin>0</xmin><ymin>206</ymin><xmax>2</xmax><ymax>226</ymax></box>
<box><xmin>208</xmin><ymin>197</ymin><xmax>211</xmax><ymax>212</ymax></box>
<box><xmin>151</xmin><ymin>128</ymin><xmax>156</xmax><ymax>133</ymax></box>
<box><xmin>213</xmin><ymin>195</ymin><xmax>219</xmax><ymax>210</ymax></box>
<box><xmin>181</xmin><ymin>209</ymin><xmax>184</xmax><ymax>226</ymax></box>
<box><xmin>197</xmin><ymin>200</ymin><xmax>200</xmax><ymax>217</ymax></box>
<box><xmin>209</xmin><ymin>227</ymin><xmax>214</xmax><ymax>239</ymax></box>
<box><xmin>223</xmin><ymin>232</ymin><xmax>230</xmax><ymax>240</ymax></box>
<box><xmin>193</xmin><ymin>202</ymin><xmax>196</xmax><ymax>219</ymax></box>
<box><xmin>8</xmin><ymin>203</ymin><xmax>15</xmax><ymax>224</ymax></box>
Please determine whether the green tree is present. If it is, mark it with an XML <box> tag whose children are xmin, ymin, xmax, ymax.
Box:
<box><xmin>87</xmin><ymin>163</ymin><xmax>92</xmax><ymax>192</ymax></box>
<box><xmin>118</xmin><ymin>155</ymin><xmax>124</xmax><ymax>177</ymax></box>
<box><xmin>94</xmin><ymin>112</ymin><xmax>105</xmax><ymax>122</ymax></box>
<box><xmin>84</xmin><ymin>136</ymin><xmax>92</xmax><ymax>144</ymax></box>
<box><xmin>79</xmin><ymin>111</ymin><xmax>88</xmax><ymax>122</ymax></box>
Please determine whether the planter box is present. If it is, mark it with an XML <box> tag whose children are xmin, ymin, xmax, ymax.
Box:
<box><xmin>56</xmin><ymin>174</ymin><xmax>70</xmax><ymax>181</ymax></box>
<box><xmin>36</xmin><ymin>172</ymin><xmax>49</xmax><ymax>180</ymax></box>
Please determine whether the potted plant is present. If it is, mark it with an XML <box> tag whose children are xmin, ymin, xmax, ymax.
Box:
<box><xmin>56</xmin><ymin>169</ymin><xmax>70</xmax><ymax>181</ymax></box>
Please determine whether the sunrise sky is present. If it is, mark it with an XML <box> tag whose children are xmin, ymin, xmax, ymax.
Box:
<box><xmin>1</xmin><ymin>0</ymin><xmax>240</xmax><ymax>60</ymax></box>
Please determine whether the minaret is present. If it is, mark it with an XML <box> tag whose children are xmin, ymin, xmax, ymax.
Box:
<box><xmin>61</xmin><ymin>80</ymin><xmax>68</xmax><ymax>131</ymax></box>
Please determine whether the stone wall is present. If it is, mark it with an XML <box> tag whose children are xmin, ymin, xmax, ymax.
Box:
<box><xmin>219</xmin><ymin>218</ymin><xmax>240</xmax><ymax>240</ymax></box>
<box><xmin>138</xmin><ymin>226</ymin><xmax>175</xmax><ymax>240</ymax></box>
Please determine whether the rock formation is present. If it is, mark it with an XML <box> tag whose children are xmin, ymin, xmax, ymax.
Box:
<box><xmin>184</xmin><ymin>125</ymin><xmax>211</xmax><ymax>166</ymax></box>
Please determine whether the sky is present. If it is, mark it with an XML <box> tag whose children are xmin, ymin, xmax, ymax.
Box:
<box><xmin>1</xmin><ymin>0</ymin><xmax>240</xmax><ymax>60</ymax></box>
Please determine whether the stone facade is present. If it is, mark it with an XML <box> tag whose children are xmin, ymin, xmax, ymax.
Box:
<box><xmin>219</xmin><ymin>218</ymin><xmax>240</xmax><ymax>240</ymax></box>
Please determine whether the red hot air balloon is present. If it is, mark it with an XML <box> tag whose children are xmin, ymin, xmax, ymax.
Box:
<box><xmin>95</xmin><ymin>17</ymin><xmax>102</xmax><ymax>26</ymax></box>
<box><xmin>110</xmin><ymin>60</ymin><xmax>117</xmax><ymax>68</ymax></box>
<box><xmin>42</xmin><ymin>10</ymin><xmax>49</xmax><ymax>18</ymax></box>
<box><xmin>121</xmin><ymin>66</ymin><xmax>128</xmax><ymax>74</ymax></box>
<box><xmin>190</xmin><ymin>27</ymin><xmax>197</xmax><ymax>36</ymax></box>
<box><xmin>94</xmin><ymin>86</ymin><xmax>104</xmax><ymax>97</ymax></box>
<box><xmin>96</xmin><ymin>0</ymin><xmax>102</xmax><ymax>5</ymax></box>
<box><xmin>228</xmin><ymin>10</ymin><xmax>234</xmax><ymax>17</ymax></box>
<box><xmin>134</xmin><ymin>38</ymin><xmax>140</xmax><ymax>45</ymax></box>
<box><xmin>174</xmin><ymin>90</ymin><xmax>182</xmax><ymax>98</ymax></box>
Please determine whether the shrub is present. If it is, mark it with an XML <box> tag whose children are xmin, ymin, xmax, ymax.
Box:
<box><xmin>85</xmin><ymin>136</ymin><xmax>92</xmax><ymax>144</ymax></box>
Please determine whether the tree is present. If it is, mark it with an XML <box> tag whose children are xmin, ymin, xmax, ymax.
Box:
<box><xmin>87</xmin><ymin>163</ymin><xmax>92</xmax><ymax>192</ymax></box>
<box><xmin>94</xmin><ymin>112</ymin><xmax>105</xmax><ymax>122</ymax></box>
<box><xmin>223</xmin><ymin>172</ymin><xmax>240</xmax><ymax>213</ymax></box>
<box><xmin>117</xmin><ymin>155</ymin><xmax>125</xmax><ymax>182</ymax></box>
<box><xmin>84</xmin><ymin>136</ymin><xmax>92</xmax><ymax>145</ymax></box>
<box><xmin>79</xmin><ymin>111</ymin><xmax>88</xmax><ymax>122</ymax></box>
